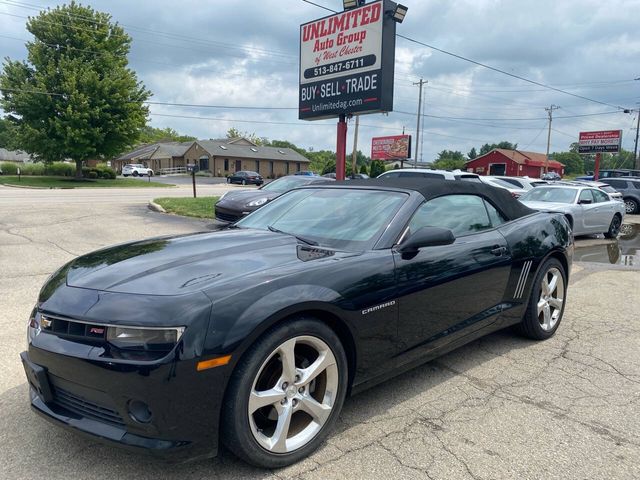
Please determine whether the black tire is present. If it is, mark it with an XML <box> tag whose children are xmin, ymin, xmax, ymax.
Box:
<box><xmin>624</xmin><ymin>198</ymin><xmax>638</xmax><ymax>214</ymax></box>
<box><xmin>221</xmin><ymin>318</ymin><xmax>348</xmax><ymax>468</ymax></box>
<box><xmin>242</xmin><ymin>179</ymin><xmax>246</xmax><ymax>185</ymax></box>
<box><xmin>227</xmin><ymin>177</ymin><xmax>231</xmax><ymax>184</ymax></box>
<box><xmin>123</xmin><ymin>174</ymin><xmax>129</xmax><ymax>177</ymax></box>
<box><xmin>604</xmin><ymin>214</ymin><xmax>622</xmax><ymax>239</ymax></box>
<box><xmin>132</xmin><ymin>171</ymin><xmax>139</xmax><ymax>177</ymax></box>
<box><xmin>516</xmin><ymin>258</ymin><xmax>567</xmax><ymax>340</ymax></box>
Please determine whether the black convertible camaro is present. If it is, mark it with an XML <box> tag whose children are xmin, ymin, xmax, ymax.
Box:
<box><xmin>21</xmin><ymin>178</ymin><xmax>573</xmax><ymax>467</ymax></box>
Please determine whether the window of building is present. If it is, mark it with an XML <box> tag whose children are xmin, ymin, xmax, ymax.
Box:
<box><xmin>219</xmin><ymin>145</ymin><xmax>227</xmax><ymax>150</ymax></box>
<box><xmin>224</xmin><ymin>159</ymin><xmax>229</xmax><ymax>171</ymax></box>
<box><xmin>285</xmin><ymin>163</ymin><xmax>290</xmax><ymax>175</ymax></box>
<box><xmin>296</xmin><ymin>162</ymin><xmax>301</xmax><ymax>172</ymax></box>
<box><xmin>255</xmin><ymin>160</ymin><xmax>260</xmax><ymax>173</ymax></box>
<box><xmin>251</xmin><ymin>147</ymin><xmax>258</xmax><ymax>152</ymax></box>
<box><xmin>407</xmin><ymin>195</ymin><xmax>494</xmax><ymax>237</ymax></box>
<box><xmin>269</xmin><ymin>161</ymin><xmax>274</xmax><ymax>175</ymax></box>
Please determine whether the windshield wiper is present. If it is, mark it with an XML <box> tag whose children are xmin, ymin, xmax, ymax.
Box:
<box><xmin>267</xmin><ymin>225</ymin><xmax>318</xmax><ymax>246</ymax></box>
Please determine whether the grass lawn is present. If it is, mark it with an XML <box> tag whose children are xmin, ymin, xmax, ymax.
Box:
<box><xmin>0</xmin><ymin>176</ymin><xmax>174</xmax><ymax>188</ymax></box>
<box><xmin>154</xmin><ymin>196</ymin><xmax>219</xmax><ymax>219</ymax></box>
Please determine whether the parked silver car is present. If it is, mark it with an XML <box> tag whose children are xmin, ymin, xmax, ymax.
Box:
<box><xmin>519</xmin><ymin>184</ymin><xmax>625</xmax><ymax>237</ymax></box>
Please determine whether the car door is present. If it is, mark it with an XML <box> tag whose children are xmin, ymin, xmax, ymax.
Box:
<box><xmin>577</xmin><ymin>189</ymin><xmax>601</xmax><ymax>232</ymax></box>
<box><xmin>591</xmin><ymin>188</ymin><xmax>617</xmax><ymax>227</ymax></box>
<box><xmin>392</xmin><ymin>194</ymin><xmax>512</xmax><ymax>365</ymax></box>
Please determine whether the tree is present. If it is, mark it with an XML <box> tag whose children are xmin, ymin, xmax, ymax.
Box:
<box><xmin>432</xmin><ymin>150</ymin><xmax>466</xmax><ymax>170</ymax></box>
<box><xmin>359</xmin><ymin>164</ymin><xmax>368</xmax><ymax>175</ymax></box>
<box><xmin>551</xmin><ymin>151</ymin><xmax>583</xmax><ymax>175</ymax></box>
<box><xmin>225</xmin><ymin>127</ymin><xmax>266</xmax><ymax>145</ymax></box>
<box><xmin>369</xmin><ymin>160</ymin><xmax>385</xmax><ymax>178</ymax></box>
<box><xmin>0</xmin><ymin>2</ymin><xmax>150</xmax><ymax>178</ymax></box>
<box><xmin>137</xmin><ymin>126</ymin><xmax>195</xmax><ymax>144</ymax></box>
<box><xmin>467</xmin><ymin>147</ymin><xmax>477</xmax><ymax>160</ymax></box>
<box><xmin>479</xmin><ymin>141</ymin><xmax>518</xmax><ymax>156</ymax></box>
<box><xmin>0</xmin><ymin>117</ymin><xmax>20</xmax><ymax>150</ymax></box>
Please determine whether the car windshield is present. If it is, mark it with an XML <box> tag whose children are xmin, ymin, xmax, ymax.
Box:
<box><xmin>487</xmin><ymin>178</ymin><xmax>517</xmax><ymax>189</ymax></box>
<box><xmin>237</xmin><ymin>188</ymin><xmax>407</xmax><ymax>250</ymax></box>
<box><xmin>261</xmin><ymin>176</ymin><xmax>314</xmax><ymax>193</ymax></box>
<box><xmin>519</xmin><ymin>187</ymin><xmax>577</xmax><ymax>204</ymax></box>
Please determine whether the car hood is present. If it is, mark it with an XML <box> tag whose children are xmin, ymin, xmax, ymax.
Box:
<box><xmin>520</xmin><ymin>201</ymin><xmax>571</xmax><ymax>212</ymax></box>
<box><xmin>217</xmin><ymin>189</ymin><xmax>281</xmax><ymax>207</ymax></box>
<box><xmin>62</xmin><ymin>229</ymin><xmax>331</xmax><ymax>296</ymax></box>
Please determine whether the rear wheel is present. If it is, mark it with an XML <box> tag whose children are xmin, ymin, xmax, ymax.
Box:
<box><xmin>604</xmin><ymin>214</ymin><xmax>622</xmax><ymax>239</ymax></box>
<box><xmin>132</xmin><ymin>171</ymin><xmax>139</xmax><ymax>177</ymax></box>
<box><xmin>227</xmin><ymin>177</ymin><xmax>231</xmax><ymax>184</ymax></box>
<box><xmin>516</xmin><ymin>258</ymin><xmax>566</xmax><ymax>340</ymax></box>
<box><xmin>222</xmin><ymin>318</ymin><xmax>348</xmax><ymax>468</ymax></box>
<box><xmin>624</xmin><ymin>198</ymin><xmax>638</xmax><ymax>214</ymax></box>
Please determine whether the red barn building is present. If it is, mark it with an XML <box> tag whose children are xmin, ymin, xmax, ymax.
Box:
<box><xmin>464</xmin><ymin>149</ymin><xmax>564</xmax><ymax>177</ymax></box>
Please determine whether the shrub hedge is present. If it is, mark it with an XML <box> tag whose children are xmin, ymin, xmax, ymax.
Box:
<box><xmin>0</xmin><ymin>161</ymin><xmax>116</xmax><ymax>179</ymax></box>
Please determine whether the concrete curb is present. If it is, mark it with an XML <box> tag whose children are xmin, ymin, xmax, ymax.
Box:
<box><xmin>147</xmin><ymin>200</ymin><xmax>166</xmax><ymax>213</ymax></box>
<box><xmin>0</xmin><ymin>183</ymin><xmax>52</xmax><ymax>190</ymax></box>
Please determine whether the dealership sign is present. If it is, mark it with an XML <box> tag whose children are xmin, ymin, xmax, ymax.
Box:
<box><xmin>371</xmin><ymin>135</ymin><xmax>411</xmax><ymax>160</ymax></box>
<box><xmin>578</xmin><ymin>130</ymin><xmax>623</xmax><ymax>154</ymax></box>
<box><xmin>299</xmin><ymin>0</ymin><xmax>396</xmax><ymax>120</ymax></box>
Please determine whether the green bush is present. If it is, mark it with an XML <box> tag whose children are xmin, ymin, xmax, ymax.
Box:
<box><xmin>44</xmin><ymin>162</ymin><xmax>75</xmax><ymax>177</ymax></box>
<box><xmin>369</xmin><ymin>160</ymin><xmax>386</xmax><ymax>178</ymax></box>
<box><xmin>87</xmin><ymin>171</ymin><xmax>99</xmax><ymax>179</ymax></box>
<box><xmin>20</xmin><ymin>163</ymin><xmax>45</xmax><ymax>175</ymax></box>
<box><xmin>0</xmin><ymin>162</ymin><xmax>18</xmax><ymax>174</ymax></box>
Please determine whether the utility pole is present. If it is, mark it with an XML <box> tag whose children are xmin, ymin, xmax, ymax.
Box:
<box><xmin>413</xmin><ymin>78</ymin><xmax>427</xmax><ymax>168</ymax></box>
<box><xmin>635</xmin><ymin>78</ymin><xmax>640</xmax><ymax>170</ymax></box>
<box><xmin>351</xmin><ymin>114</ymin><xmax>359</xmax><ymax>178</ymax></box>
<box><xmin>544</xmin><ymin>105</ymin><xmax>560</xmax><ymax>173</ymax></box>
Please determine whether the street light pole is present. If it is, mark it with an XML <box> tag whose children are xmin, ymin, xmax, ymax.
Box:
<box><xmin>413</xmin><ymin>78</ymin><xmax>426</xmax><ymax>168</ymax></box>
<box><xmin>544</xmin><ymin>105</ymin><xmax>560</xmax><ymax>174</ymax></box>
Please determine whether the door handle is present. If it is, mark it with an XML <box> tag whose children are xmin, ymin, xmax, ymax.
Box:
<box><xmin>491</xmin><ymin>245</ymin><xmax>507</xmax><ymax>256</ymax></box>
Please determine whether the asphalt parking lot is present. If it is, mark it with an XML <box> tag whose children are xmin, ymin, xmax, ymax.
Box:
<box><xmin>1</xmin><ymin>185</ymin><xmax>639</xmax><ymax>479</ymax></box>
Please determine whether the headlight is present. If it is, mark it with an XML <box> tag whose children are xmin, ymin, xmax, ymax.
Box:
<box><xmin>247</xmin><ymin>197</ymin><xmax>268</xmax><ymax>207</ymax></box>
<box><xmin>106</xmin><ymin>326</ymin><xmax>185</xmax><ymax>351</ymax></box>
<box><xmin>27</xmin><ymin>306</ymin><xmax>40</xmax><ymax>346</ymax></box>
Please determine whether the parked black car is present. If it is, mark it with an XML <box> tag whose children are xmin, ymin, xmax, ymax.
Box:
<box><xmin>227</xmin><ymin>170</ymin><xmax>263</xmax><ymax>185</ymax></box>
<box><xmin>22</xmin><ymin>178</ymin><xmax>572</xmax><ymax>467</ymax></box>
<box><xmin>600</xmin><ymin>177</ymin><xmax>640</xmax><ymax>214</ymax></box>
<box><xmin>215</xmin><ymin>174</ymin><xmax>333</xmax><ymax>223</ymax></box>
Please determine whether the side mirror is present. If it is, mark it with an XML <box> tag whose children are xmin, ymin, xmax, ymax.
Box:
<box><xmin>578</xmin><ymin>198</ymin><xmax>592</xmax><ymax>205</ymax></box>
<box><xmin>397</xmin><ymin>226</ymin><xmax>455</xmax><ymax>255</ymax></box>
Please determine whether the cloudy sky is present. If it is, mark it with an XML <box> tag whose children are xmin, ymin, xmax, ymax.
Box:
<box><xmin>1</xmin><ymin>0</ymin><xmax>639</xmax><ymax>160</ymax></box>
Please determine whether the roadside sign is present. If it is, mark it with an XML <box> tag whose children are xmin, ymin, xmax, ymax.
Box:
<box><xmin>299</xmin><ymin>0</ymin><xmax>396</xmax><ymax>120</ymax></box>
<box><xmin>578</xmin><ymin>130</ymin><xmax>622</xmax><ymax>154</ymax></box>
<box><xmin>371</xmin><ymin>135</ymin><xmax>411</xmax><ymax>160</ymax></box>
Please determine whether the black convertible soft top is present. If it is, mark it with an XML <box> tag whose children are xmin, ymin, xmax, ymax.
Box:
<box><xmin>333</xmin><ymin>177</ymin><xmax>536</xmax><ymax>221</ymax></box>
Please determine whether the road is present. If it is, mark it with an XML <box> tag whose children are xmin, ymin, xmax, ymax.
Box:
<box><xmin>1</xmin><ymin>185</ymin><xmax>639</xmax><ymax>479</ymax></box>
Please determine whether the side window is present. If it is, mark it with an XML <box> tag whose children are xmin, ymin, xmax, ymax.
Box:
<box><xmin>631</xmin><ymin>181</ymin><xmax>640</xmax><ymax>190</ymax></box>
<box><xmin>483</xmin><ymin>200</ymin><xmax>506</xmax><ymax>227</ymax></box>
<box><xmin>606</xmin><ymin>179</ymin><xmax>626</xmax><ymax>189</ymax></box>
<box><xmin>407</xmin><ymin>195</ymin><xmax>492</xmax><ymax>237</ymax></box>
<box><xmin>578</xmin><ymin>189</ymin><xmax>594</xmax><ymax>203</ymax></box>
<box><xmin>592</xmin><ymin>189</ymin><xmax>610</xmax><ymax>203</ymax></box>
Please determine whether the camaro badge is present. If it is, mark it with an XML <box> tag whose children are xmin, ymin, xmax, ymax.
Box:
<box><xmin>362</xmin><ymin>300</ymin><xmax>396</xmax><ymax>315</ymax></box>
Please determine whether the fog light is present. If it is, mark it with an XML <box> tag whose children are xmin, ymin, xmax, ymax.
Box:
<box><xmin>128</xmin><ymin>399</ymin><xmax>152</xmax><ymax>423</ymax></box>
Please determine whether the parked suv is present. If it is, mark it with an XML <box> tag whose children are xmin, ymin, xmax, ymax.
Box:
<box><xmin>600</xmin><ymin>177</ymin><xmax>640</xmax><ymax>214</ymax></box>
<box><xmin>122</xmin><ymin>164</ymin><xmax>153</xmax><ymax>177</ymax></box>
<box><xmin>377</xmin><ymin>168</ymin><xmax>480</xmax><ymax>182</ymax></box>
<box><xmin>575</xmin><ymin>169</ymin><xmax>640</xmax><ymax>181</ymax></box>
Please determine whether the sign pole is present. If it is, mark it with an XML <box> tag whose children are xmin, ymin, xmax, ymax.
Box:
<box><xmin>336</xmin><ymin>114</ymin><xmax>347</xmax><ymax>181</ymax></box>
<box><xmin>594</xmin><ymin>153</ymin><xmax>601</xmax><ymax>181</ymax></box>
<box><xmin>192</xmin><ymin>168</ymin><xmax>197</xmax><ymax>198</ymax></box>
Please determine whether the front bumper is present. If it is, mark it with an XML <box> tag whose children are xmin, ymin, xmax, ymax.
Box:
<box><xmin>22</xmin><ymin>345</ymin><xmax>228</xmax><ymax>462</ymax></box>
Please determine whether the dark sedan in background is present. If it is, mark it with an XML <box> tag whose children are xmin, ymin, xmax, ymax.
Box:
<box><xmin>22</xmin><ymin>178</ymin><xmax>572</xmax><ymax>468</ymax></box>
<box><xmin>226</xmin><ymin>170</ymin><xmax>263</xmax><ymax>185</ymax></box>
<box><xmin>215</xmin><ymin>174</ymin><xmax>332</xmax><ymax>223</ymax></box>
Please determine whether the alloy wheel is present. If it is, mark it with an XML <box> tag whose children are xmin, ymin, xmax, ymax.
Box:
<box><xmin>537</xmin><ymin>267</ymin><xmax>564</xmax><ymax>331</ymax></box>
<box><xmin>248</xmin><ymin>335</ymin><xmax>338</xmax><ymax>454</ymax></box>
<box><xmin>624</xmin><ymin>199</ymin><xmax>637</xmax><ymax>214</ymax></box>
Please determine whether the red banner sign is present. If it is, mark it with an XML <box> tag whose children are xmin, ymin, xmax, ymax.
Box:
<box><xmin>371</xmin><ymin>135</ymin><xmax>411</xmax><ymax>160</ymax></box>
<box><xmin>578</xmin><ymin>130</ymin><xmax>622</xmax><ymax>154</ymax></box>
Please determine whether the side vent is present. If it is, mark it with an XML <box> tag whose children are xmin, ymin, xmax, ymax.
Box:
<box><xmin>514</xmin><ymin>260</ymin><xmax>532</xmax><ymax>299</ymax></box>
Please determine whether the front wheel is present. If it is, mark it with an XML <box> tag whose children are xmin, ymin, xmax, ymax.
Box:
<box><xmin>242</xmin><ymin>179</ymin><xmax>246</xmax><ymax>185</ymax></box>
<box><xmin>222</xmin><ymin>318</ymin><xmax>348</xmax><ymax>468</ymax></box>
<box><xmin>516</xmin><ymin>258</ymin><xmax>567</xmax><ymax>340</ymax></box>
<box><xmin>132</xmin><ymin>171</ymin><xmax>139</xmax><ymax>177</ymax></box>
<box><xmin>624</xmin><ymin>198</ymin><xmax>638</xmax><ymax>214</ymax></box>
<box><xmin>604</xmin><ymin>214</ymin><xmax>622</xmax><ymax>239</ymax></box>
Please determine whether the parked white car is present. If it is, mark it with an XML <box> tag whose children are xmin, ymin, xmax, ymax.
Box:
<box><xmin>377</xmin><ymin>168</ymin><xmax>480</xmax><ymax>182</ymax></box>
<box><xmin>489</xmin><ymin>176</ymin><xmax>548</xmax><ymax>190</ymax></box>
<box><xmin>479</xmin><ymin>176</ymin><xmax>528</xmax><ymax>198</ymax></box>
<box><xmin>519</xmin><ymin>184</ymin><xmax>625</xmax><ymax>237</ymax></box>
<box><xmin>122</xmin><ymin>164</ymin><xmax>153</xmax><ymax>177</ymax></box>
